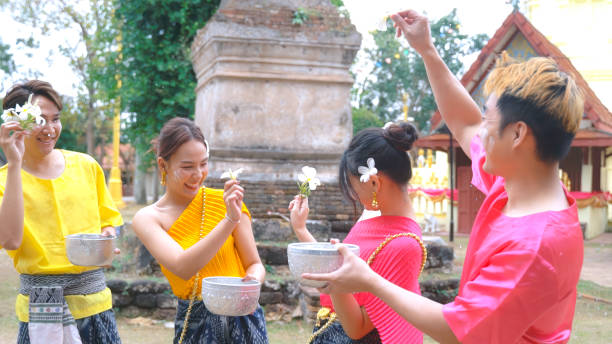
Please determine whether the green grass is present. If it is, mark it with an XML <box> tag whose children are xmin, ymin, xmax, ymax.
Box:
<box><xmin>577</xmin><ymin>279</ymin><xmax>612</xmax><ymax>301</ymax></box>
<box><xmin>267</xmin><ymin>320</ymin><xmax>311</xmax><ymax>343</ymax></box>
<box><xmin>571</xmin><ymin>299</ymin><xmax>612</xmax><ymax>343</ymax></box>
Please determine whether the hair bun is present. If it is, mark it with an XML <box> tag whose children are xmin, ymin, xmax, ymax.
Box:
<box><xmin>382</xmin><ymin>121</ymin><xmax>419</xmax><ymax>151</ymax></box>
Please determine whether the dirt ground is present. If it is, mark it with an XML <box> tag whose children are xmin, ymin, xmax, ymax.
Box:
<box><xmin>580</xmin><ymin>232</ymin><xmax>612</xmax><ymax>288</ymax></box>
<box><xmin>1</xmin><ymin>231</ymin><xmax>610</xmax><ymax>343</ymax></box>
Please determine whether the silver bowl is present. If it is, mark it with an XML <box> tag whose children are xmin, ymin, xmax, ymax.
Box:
<box><xmin>65</xmin><ymin>233</ymin><xmax>116</xmax><ymax>266</ymax></box>
<box><xmin>201</xmin><ymin>277</ymin><xmax>261</xmax><ymax>316</ymax></box>
<box><xmin>287</xmin><ymin>242</ymin><xmax>360</xmax><ymax>288</ymax></box>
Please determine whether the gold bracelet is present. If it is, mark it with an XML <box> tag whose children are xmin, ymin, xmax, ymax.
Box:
<box><xmin>225</xmin><ymin>214</ymin><xmax>240</xmax><ymax>224</ymax></box>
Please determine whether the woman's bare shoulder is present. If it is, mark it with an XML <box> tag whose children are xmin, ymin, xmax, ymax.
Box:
<box><xmin>132</xmin><ymin>204</ymin><xmax>163</xmax><ymax>231</ymax></box>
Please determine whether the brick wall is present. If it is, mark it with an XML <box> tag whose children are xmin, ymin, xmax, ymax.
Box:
<box><xmin>205</xmin><ymin>178</ymin><xmax>358</xmax><ymax>222</ymax></box>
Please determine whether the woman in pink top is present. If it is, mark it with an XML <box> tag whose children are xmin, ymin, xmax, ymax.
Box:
<box><xmin>289</xmin><ymin>122</ymin><xmax>425</xmax><ymax>343</ymax></box>
<box><xmin>303</xmin><ymin>9</ymin><xmax>585</xmax><ymax>344</ymax></box>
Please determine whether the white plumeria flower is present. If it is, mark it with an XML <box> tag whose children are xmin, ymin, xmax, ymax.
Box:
<box><xmin>1</xmin><ymin>109</ymin><xmax>19</xmax><ymax>122</ymax></box>
<box><xmin>358</xmin><ymin>158</ymin><xmax>378</xmax><ymax>183</ymax></box>
<box><xmin>1</xmin><ymin>95</ymin><xmax>44</xmax><ymax>127</ymax></box>
<box><xmin>383</xmin><ymin>122</ymin><xmax>394</xmax><ymax>130</ymax></box>
<box><xmin>220</xmin><ymin>167</ymin><xmax>244</xmax><ymax>180</ymax></box>
<box><xmin>298</xmin><ymin>166</ymin><xmax>321</xmax><ymax>191</ymax></box>
<box><xmin>204</xmin><ymin>139</ymin><xmax>210</xmax><ymax>158</ymax></box>
<box><xmin>14</xmin><ymin>104</ymin><xmax>28</xmax><ymax>121</ymax></box>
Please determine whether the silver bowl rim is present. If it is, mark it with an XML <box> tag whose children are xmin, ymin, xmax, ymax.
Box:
<box><xmin>201</xmin><ymin>276</ymin><xmax>261</xmax><ymax>290</ymax></box>
<box><xmin>65</xmin><ymin>233</ymin><xmax>117</xmax><ymax>241</ymax></box>
<box><xmin>287</xmin><ymin>242</ymin><xmax>360</xmax><ymax>256</ymax></box>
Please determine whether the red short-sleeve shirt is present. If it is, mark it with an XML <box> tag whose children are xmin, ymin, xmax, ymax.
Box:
<box><xmin>442</xmin><ymin>136</ymin><xmax>584</xmax><ymax>344</ymax></box>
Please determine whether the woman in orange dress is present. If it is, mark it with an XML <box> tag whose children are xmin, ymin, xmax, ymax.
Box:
<box><xmin>131</xmin><ymin>117</ymin><xmax>267</xmax><ymax>344</ymax></box>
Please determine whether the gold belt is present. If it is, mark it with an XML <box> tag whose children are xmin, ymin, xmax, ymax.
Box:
<box><xmin>315</xmin><ymin>307</ymin><xmax>335</xmax><ymax>327</ymax></box>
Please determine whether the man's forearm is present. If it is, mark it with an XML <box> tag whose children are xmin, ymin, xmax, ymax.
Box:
<box><xmin>369</xmin><ymin>273</ymin><xmax>460</xmax><ymax>344</ymax></box>
<box><xmin>0</xmin><ymin>164</ymin><xmax>24</xmax><ymax>249</ymax></box>
<box><xmin>420</xmin><ymin>47</ymin><xmax>482</xmax><ymax>156</ymax></box>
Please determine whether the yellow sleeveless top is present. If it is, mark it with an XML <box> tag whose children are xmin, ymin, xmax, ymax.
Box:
<box><xmin>160</xmin><ymin>187</ymin><xmax>250</xmax><ymax>299</ymax></box>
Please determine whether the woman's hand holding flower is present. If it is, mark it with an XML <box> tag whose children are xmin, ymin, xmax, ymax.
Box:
<box><xmin>289</xmin><ymin>195</ymin><xmax>309</xmax><ymax>232</ymax></box>
<box><xmin>223</xmin><ymin>179</ymin><xmax>244</xmax><ymax>226</ymax></box>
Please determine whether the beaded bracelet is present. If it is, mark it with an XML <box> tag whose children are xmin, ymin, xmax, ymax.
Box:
<box><xmin>225</xmin><ymin>214</ymin><xmax>241</xmax><ymax>224</ymax></box>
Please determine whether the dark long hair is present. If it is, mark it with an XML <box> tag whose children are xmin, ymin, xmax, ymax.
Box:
<box><xmin>339</xmin><ymin>121</ymin><xmax>418</xmax><ymax>215</ymax></box>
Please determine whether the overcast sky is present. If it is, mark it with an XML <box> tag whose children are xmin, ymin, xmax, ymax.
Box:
<box><xmin>0</xmin><ymin>1</ymin><xmax>516</xmax><ymax>97</ymax></box>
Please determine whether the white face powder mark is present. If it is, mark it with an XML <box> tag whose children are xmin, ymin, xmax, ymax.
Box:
<box><xmin>479</xmin><ymin>126</ymin><xmax>490</xmax><ymax>148</ymax></box>
<box><xmin>170</xmin><ymin>169</ymin><xmax>183</xmax><ymax>185</ymax></box>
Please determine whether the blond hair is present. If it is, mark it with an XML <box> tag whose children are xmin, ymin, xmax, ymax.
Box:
<box><xmin>484</xmin><ymin>52</ymin><xmax>583</xmax><ymax>134</ymax></box>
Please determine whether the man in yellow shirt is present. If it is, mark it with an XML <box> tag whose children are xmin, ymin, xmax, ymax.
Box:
<box><xmin>0</xmin><ymin>80</ymin><xmax>123</xmax><ymax>343</ymax></box>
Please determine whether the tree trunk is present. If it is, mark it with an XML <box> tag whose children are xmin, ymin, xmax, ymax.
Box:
<box><xmin>134</xmin><ymin>151</ymin><xmax>148</xmax><ymax>204</ymax></box>
<box><xmin>86</xmin><ymin>89</ymin><xmax>95</xmax><ymax>156</ymax></box>
<box><xmin>153</xmin><ymin>167</ymin><xmax>160</xmax><ymax>201</ymax></box>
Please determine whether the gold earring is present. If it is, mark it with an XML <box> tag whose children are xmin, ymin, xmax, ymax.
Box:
<box><xmin>371</xmin><ymin>191</ymin><xmax>379</xmax><ymax>209</ymax></box>
<box><xmin>161</xmin><ymin>170</ymin><xmax>166</xmax><ymax>186</ymax></box>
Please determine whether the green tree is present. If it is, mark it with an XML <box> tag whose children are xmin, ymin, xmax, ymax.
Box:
<box><xmin>352</xmin><ymin>107</ymin><xmax>383</xmax><ymax>134</ymax></box>
<box><xmin>113</xmin><ymin>0</ymin><xmax>220</xmax><ymax>163</ymax></box>
<box><xmin>108</xmin><ymin>0</ymin><xmax>219</xmax><ymax>203</ymax></box>
<box><xmin>0</xmin><ymin>39</ymin><xmax>15</xmax><ymax>76</ymax></box>
<box><xmin>2</xmin><ymin>0</ymin><xmax>117</xmax><ymax>157</ymax></box>
<box><xmin>356</xmin><ymin>9</ymin><xmax>488</xmax><ymax>132</ymax></box>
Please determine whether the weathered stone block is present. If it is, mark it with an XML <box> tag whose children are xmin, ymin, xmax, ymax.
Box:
<box><xmin>156</xmin><ymin>294</ymin><xmax>178</xmax><ymax>309</ymax></box>
<box><xmin>112</xmin><ymin>294</ymin><xmax>133</xmax><ymax>308</ymax></box>
<box><xmin>420</xmin><ymin>279</ymin><xmax>459</xmax><ymax>304</ymax></box>
<box><xmin>307</xmin><ymin>221</ymin><xmax>332</xmax><ymax>241</ymax></box>
<box><xmin>154</xmin><ymin>282</ymin><xmax>172</xmax><ymax>294</ymax></box>
<box><xmin>127</xmin><ymin>280</ymin><xmax>159</xmax><ymax>296</ymax></box>
<box><xmin>282</xmin><ymin>280</ymin><xmax>301</xmax><ymax>306</ymax></box>
<box><xmin>259</xmin><ymin>291</ymin><xmax>283</xmax><ymax>305</ymax></box>
<box><xmin>425</xmin><ymin>243</ymin><xmax>454</xmax><ymax>270</ymax></box>
<box><xmin>134</xmin><ymin>294</ymin><xmax>157</xmax><ymax>309</ymax></box>
<box><xmin>262</xmin><ymin>280</ymin><xmax>281</xmax><ymax>292</ymax></box>
<box><xmin>152</xmin><ymin>308</ymin><xmax>177</xmax><ymax>321</ymax></box>
<box><xmin>252</xmin><ymin>219</ymin><xmax>294</xmax><ymax>242</ymax></box>
<box><xmin>119</xmin><ymin>305</ymin><xmax>147</xmax><ymax>318</ymax></box>
<box><xmin>257</xmin><ymin>244</ymin><xmax>288</xmax><ymax>265</ymax></box>
<box><xmin>330</xmin><ymin>220</ymin><xmax>354</xmax><ymax>233</ymax></box>
<box><xmin>106</xmin><ymin>279</ymin><xmax>127</xmax><ymax>294</ymax></box>
<box><xmin>300</xmin><ymin>285</ymin><xmax>320</xmax><ymax>305</ymax></box>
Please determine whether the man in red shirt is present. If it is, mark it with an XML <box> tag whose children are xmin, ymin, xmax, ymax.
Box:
<box><xmin>304</xmin><ymin>9</ymin><xmax>584</xmax><ymax>344</ymax></box>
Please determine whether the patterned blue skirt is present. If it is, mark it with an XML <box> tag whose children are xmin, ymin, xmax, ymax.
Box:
<box><xmin>311</xmin><ymin>319</ymin><xmax>381</xmax><ymax>344</ymax></box>
<box><xmin>17</xmin><ymin>309</ymin><xmax>121</xmax><ymax>344</ymax></box>
<box><xmin>173</xmin><ymin>299</ymin><xmax>268</xmax><ymax>344</ymax></box>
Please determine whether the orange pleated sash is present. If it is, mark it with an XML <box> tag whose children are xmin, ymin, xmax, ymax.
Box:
<box><xmin>160</xmin><ymin>187</ymin><xmax>249</xmax><ymax>299</ymax></box>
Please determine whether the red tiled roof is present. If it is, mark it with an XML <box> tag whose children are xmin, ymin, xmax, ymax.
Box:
<box><xmin>418</xmin><ymin>129</ymin><xmax>612</xmax><ymax>149</ymax></box>
<box><xmin>430</xmin><ymin>10</ymin><xmax>612</xmax><ymax>135</ymax></box>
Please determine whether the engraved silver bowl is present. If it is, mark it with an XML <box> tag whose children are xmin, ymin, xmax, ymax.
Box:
<box><xmin>287</xmin><ymin>242</ymin><xmax>360</xmax><ymax>288</ymax></box>
<box><xmin>201</xmin><ymin>277</ymin><xmax>261</xmax><ymax>316</ymax></box>
<box><xmin>65</xmin><ymin>233</ymin><xmax>116</xmax><ymax>267</ymax></box>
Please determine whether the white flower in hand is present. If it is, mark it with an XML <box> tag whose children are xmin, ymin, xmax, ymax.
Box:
<box><xmin>1</xmin><ymin>94</ymin><xmax>45</xmax><ymax>128</ymax></box>
<box><xmin>299</xmin><ymin>166</ymin><xmax>321</xmax><ymax>190</ymax></box>
<box><xmin>221</xmin><ymin>167</ymin><xmax>245</xmax><ymax>180</ymax></box>
<box><xmin>297</xmin><ymin>166</ymin><xmax>321</xmax><ymax>197</ymax></box>
<box><xmin>14</xmin><ymin>104</ymin><xmax>28</xmax><ymax>121</ymax></box>
<box><xmin>358</xmin><ymin>158</ymin><xmax>377</xmax><ymax>183</ymax></box>
<box><xmin>1</xmin><ymin>109</ymin><xmax>19</xmax><ymax>122</ymax></box>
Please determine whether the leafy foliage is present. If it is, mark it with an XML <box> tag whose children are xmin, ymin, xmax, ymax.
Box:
<box><xmin>2</xmin><ymin>0</ymin><xmax>118</xmax><ymax>157</ymax></box>
<box><xmin>112</xmin><ymin>0</ymin><xmax>220</xmax><ymax>166</ymax></box>
<box><xmin>355</xmin><ymin>9</ymin><xmax>488</xmax><ymax>132</ymax></box>
<box><xmin>351</xmin><ymin>107</ymin><xmax>383</xmax><ymax>134</ymax></box>
<box><xmin>0</xmin><ymin>39</ymin><xmax>15</xmax><ymax>75</ymax></box>
<box><xmin>292</xmin><ymin>8</ymin><xmax>310</xmax><ymax>25</ymax></box>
